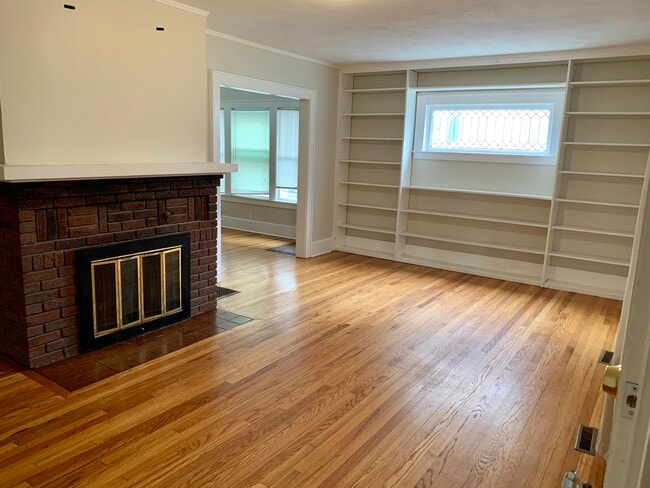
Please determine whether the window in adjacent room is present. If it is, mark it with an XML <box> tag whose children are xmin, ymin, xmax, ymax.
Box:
<box><xmin>220</xmin><ymin>89</ymin><xmax>299</xmax><ymax>204</ymax></box>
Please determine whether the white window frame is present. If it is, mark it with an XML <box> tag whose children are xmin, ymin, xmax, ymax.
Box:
<box><xmin>413</xmin><ymin>88</ymin><xmax>566</xmax><ymax>165</ymax></box>
<box><xmin>221</xmin><ymin>99</ymin><xmax>300</xmax><ymax>204</ymax></box>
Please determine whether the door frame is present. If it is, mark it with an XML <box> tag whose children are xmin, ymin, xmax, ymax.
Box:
<box><xmin>209</xmin><ymin>70</ymin><xmax>317</xmax><ymax>259</ymax></box>
<box><xmin>603</xmin><ymin>151</ymin><xmax>650</xmax><ymax>487</ymax></box>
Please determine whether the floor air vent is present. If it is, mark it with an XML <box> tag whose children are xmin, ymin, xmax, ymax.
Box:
<box><xmin>574</xmin><ymin>424</ymin><xmax>598</xmax><ymax>455</ymax></box>
<box><xmin>598</xmin><ymin>350</ymin><xmax>614</xmax><ymax>365</ymax></box>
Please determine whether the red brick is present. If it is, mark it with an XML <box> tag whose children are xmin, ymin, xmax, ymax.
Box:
<box><xmin>26</xmin><ymin>309</ymin><xmax>61</xmax><ymax>326</ymax></box>
<box><xmin>55</xmin><ymin>197</ymin><xmax>86</xmax><ymax>207</ymax></box>
<box><xmin>23</xmin><ymin>269</ymin><xmax>58</xmax><ymax>284</ymax></box>
<box><xmin>120</xmin><ymin>201</ymin><xmax>147</xmax><ymax>211</ymax></box>
<box><xmin>30</xmin><ymin>350</ymin><xmax>64</xmax><ymax>368</ymax></box>
<box><xmin>27</xmin><ymin>330</ymin><xmax>61</xmax><ymax>346</ymax></box>
<box><xmin>18</xmin><ymin>210</ymin><xmax>35</xmax><ymax>222</ymax></box>
<box><xmin>19</xmin><ymin>232</ymin><xmax>37</xmax><ymax>245</ymax></box>
<box><xmin>68</xmin><ymin>206</ymin><xmax>97</xmax><ymax>216</ymax></box>
<box><xmin>42</xmin><ymin>277</ymin><xmax>74</xmax><ymax>291</ymax></box>
<box><xmin>87</xmin><ymin>234</ymin><xmax>114</xmax><ymax>246</ymax></box>
<box><xmin>59</xmin><ymin>286</ymin><xmax>76</xmax><ymax>298</ymax></box>
<box><xmin>69</xmin><ymin>224</ymin><xmax>99</xmax><ymax>238</ymax></box>
<box><xmin>68</xmin><ymin>214</ymin><xmax>98</xmax><ymax>227</ymax></box>
<box><xmin>24</xmin><ymin>290</ymin><xmax>59</xmax><ymax>305</ymax></box>
<box><xmin>121</xmin><ymin>219</ymin><xmax>146</xmax><ymax>230</ymax></box>
<box><xmin>26</xmin><ymin>325</ymin><xmax>44</xmax><ymax>338</ymax></box>
<box><xmin>44</xmin><ymin>297</ymin><xmax>75</xmax><ymax>312</ymax></box>
<box><xmin>25</xmin><ymin>303</ymin><xmax>43</xmax><ymax>315</ymax></box>
<box><xmin>21</xmin><ymin>242</ymin><xmax>55</xmax><ymax>256</ymax></box>
<box><xmin>54</xmin><ymin>237</ymin><xmax>88</xmax><ymax>250</ymax></box>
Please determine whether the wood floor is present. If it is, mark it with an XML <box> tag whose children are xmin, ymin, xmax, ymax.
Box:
<box><xmin>0</xmin><ymin>229</ymin><xmax>619</xmax><ymax>487</ymax></box>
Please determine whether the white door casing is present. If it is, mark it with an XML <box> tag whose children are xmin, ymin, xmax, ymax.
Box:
<box><xmin>210</xmin><ymin>70</ymin><xmax>317</xmax><ymax>259</ymax></box>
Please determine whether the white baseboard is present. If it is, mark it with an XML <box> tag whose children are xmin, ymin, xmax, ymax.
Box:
<box><xmin>310</xmin><ymin>237</ymin><xmax>334</xmax><ymax>257</ymax></box>
<box><xmin>222</xmin><ymin>216</ymin><xmax>296</xmax><ymax>239</ymax></box>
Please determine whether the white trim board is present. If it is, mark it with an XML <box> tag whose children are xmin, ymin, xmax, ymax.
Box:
<box><xmin>222</xmin><ymin>216</ymin><xmax>296</xmax><ymax>240</ymax></box>
<box><xmin>0</xmin><ymin>162</ymin><xmax>237</xmax><ymax>182</ymax></box>
<box><xmin>311</xmin><ymin>237</ymin><xmax>334</xmax><ymax>257</ymax></box>
<box><xmin>206</xmin><ymin>30</ymin><xmax>337</xmax><ymax>69</ymax></box>
<box><xmin>340</xmin><ymin>43</ymin><xmax>650</xmax><ymax>74</ymax></box>
<box><xmin>152</xmin><ymin>0</ymin><xmax>209</xmax><ymax>16</ymax></box>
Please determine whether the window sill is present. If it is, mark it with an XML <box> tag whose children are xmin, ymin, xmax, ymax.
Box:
<box><xmin>221</xmin><ymin>194</ymin><xmax>297</xmax><ymax>210</ymax></box>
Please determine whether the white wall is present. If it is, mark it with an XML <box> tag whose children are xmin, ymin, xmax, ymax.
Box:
<box><xmin>0</xmin><ymin>0</ymin><xmax>207</xmax><ymax>166</ymax></box>
<box><xmin>206</xmin><ymin>34</ymin><xmax>339</xmax><ymax>243</ymax></box>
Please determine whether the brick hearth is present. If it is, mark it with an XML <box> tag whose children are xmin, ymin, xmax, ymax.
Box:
<box><xmin>0</xmin><ymin>176</ymin><xmax>220</xmax><ymax>368</ymax></box>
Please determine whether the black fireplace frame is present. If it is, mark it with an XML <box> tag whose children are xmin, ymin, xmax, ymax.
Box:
<box><xmin>76</xmin><ymin>233</ymin><xmax>192</xmax><ymax>352</ymax></box>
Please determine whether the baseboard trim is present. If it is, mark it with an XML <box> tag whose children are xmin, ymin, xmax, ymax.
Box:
<box><xmin>223</xmin><ymin>216</ymin><xmax>296</xmax><ymax>239</ymax></box>
<box><xmin>310</xmin><ymin>237</ymin><xmax>334</xmax><ymax>257</ymax></box>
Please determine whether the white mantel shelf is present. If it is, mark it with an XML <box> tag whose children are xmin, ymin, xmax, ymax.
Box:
<box><xmin>0</xmin><ymin>163</ymin><xmax>238</xmax><ymax>183</ymax></box>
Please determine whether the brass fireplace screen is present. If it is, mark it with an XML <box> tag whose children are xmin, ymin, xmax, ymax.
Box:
<box><xmin>92</xmin><ymin>246</ymin><xmax>182</xmax><ymax>338</ymax></box>
<box><xmin>77</xmin><ymin>233</ymin><xmax>191</xmax><ymax>351</ymax></box>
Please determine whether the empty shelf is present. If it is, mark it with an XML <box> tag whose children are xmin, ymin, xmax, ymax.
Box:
<box><xmin>405</xmin><ymin>185</ymin><xmax>552</xmax><ymax>201</ymax></box>
<box><xmin>403</xmin><ymin>208</ymin><xmax>548</xmax><ymax>228</ymax></box>
<box><xmin>553</xmin><ymin>225</ymin><xmax>635</xmax><ymax>238</ymax></box>
<box><xmin>402</xmin><ymin>232</ymin><xmax>545</xmax><ymax>255</ymax></box>
<box><xmin>549</xmin><ymin>251</ymin><xmax>630</xmax><ymax>267</ymax></box>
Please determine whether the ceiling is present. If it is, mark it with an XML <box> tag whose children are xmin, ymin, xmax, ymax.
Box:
<box><xmin>183</xmin><ymin>0</ymin><xmax>650</xmax><ymax>66</ymax></box>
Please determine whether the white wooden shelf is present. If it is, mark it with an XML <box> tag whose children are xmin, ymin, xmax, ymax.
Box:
<box><xmin>338</xmin><ymin>246</ymin><xmax>395</xmax><ymax>261</ymax></box>
<box><xmin>549</xmin><ymin>251</ymin><xmax>630</xmax><ymax>267</ymax></box>
<box><xmin>344</xmin><ymin>87</ymin><xmax>406</xmax><ymax>93</ymax></box>
<box><xmin>555</xmin><ymin>198</ymin><xmax>640</xmax><ymax>209</ymax></box>
<box><xmin>342</xmin><ymin>137</ymin><xmax>403</xmax><ymax>141</ymax></box>
<box><xmin>340</xmin><ymin>181</ymin><xmax>400</xmax><ymax>189</ymax></box>
<box><xmin>569</xmin><ymin>79</ymin><xmax>650</xmax><ymax>87</ymax></box>
<box><xmin>398</xmin><ymin>254</ymin><xmax>543</xmax><ymax>286</ymax></box>
<box><xmin>340</xmin><ymin>159</ymin><xmax>402</xmax><ymax>166</ymax></box>
<box><xmin>566</xmin><ymin>112</ymin><xmax>650</xmax><ymax>116</ymax></box>
<box><xmin>559</xmin><ymin>170</ymin><xmax>644</xmax><ymax>179</ymax></box>
<box><xmin>339</xmin><ymin>223</ymin><xmax>396</xmax><ymax>235</ymax></box>
<box><xmin>543</xmin><ymin>280</ymin><xmax>624</xmax><ymax>300</ymax></box>
<box><xmin>564</xmin><ymin>142</ymin><xmax>650</xmax><ymax>148</ymax></box>
<box><xmin>405</xmin><ymin>185</ymin><xmax>552</xmax><ymax>201</ymax></box>
<box><xmin>416</xmin><ymin>82</ymin><xmax>566</xmax><ymax>92</ymax></box>
<box><xmin>402</xmin><ymin>231</ymin><xmax>546</xmax><ymax>255</ymax></box>
<box><xmin>340</xmin><ymin>202</ymin><xmax>398</xmax><ymax>212</ymax></box>
<box><xmin>403</xmin><ymin>208</ymin><xmax>548</xmax><ymax>228</ymax></box>
<box><xmin>342</xmin><ymin>113</ymin><xmax>405</xmax><ymax>117</ymax></box>
<box><xmin>553</xmin><ymin>225</ymin><xmax>635</xmax><ymax>238</ymax></box>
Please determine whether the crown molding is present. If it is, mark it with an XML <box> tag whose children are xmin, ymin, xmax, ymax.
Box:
<box><xmin>152</xmin><ymin>0</ymin><xmax>210</xmax><ymax>17</ymax></box>
<box><xmin>339</xmin><ymin>43</ymin><xmax>650</xmax><ymax>73</ymax></box>
<box><xmin>206</xmin><ymin>29</ymin><xmax>337</xmax><ymax>69</ymax></box>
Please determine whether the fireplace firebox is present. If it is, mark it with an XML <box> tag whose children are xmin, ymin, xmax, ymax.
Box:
<box><xmin>77</xmin><ymin>234</ymin><xmax>191</xmax><ymax>352</ymax></box>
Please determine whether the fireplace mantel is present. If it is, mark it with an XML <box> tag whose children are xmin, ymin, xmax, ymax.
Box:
<box><xmin>0</xmin><ymin>163</ymin><xmax>237</xmax><ymax>183</ymax></box>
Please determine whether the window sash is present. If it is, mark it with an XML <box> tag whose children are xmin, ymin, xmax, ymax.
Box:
<box><xmin>422</xmin><ymin>103</ymin><xmax>554</xmax><ymax>156</ymax></box>
<box><xmin>220</xmin><ymin>100</ymin><xmax>299</xmax><ymax>204</ymax></box>
<box><xmin>413</xmin><ymin>88</ymin><xmax>565</xmax><ymax>165</ymax></box>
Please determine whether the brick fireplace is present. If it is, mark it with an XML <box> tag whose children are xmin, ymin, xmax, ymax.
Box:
<box><xmin>0</xmin><ymin>176</ymin><xmax>220</xmax><ymax>368</ymax></box>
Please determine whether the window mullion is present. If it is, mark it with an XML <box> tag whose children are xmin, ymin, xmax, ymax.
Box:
<box><xmin>224</xmin><ymin>107</ymin><xmax>232</xmax><ymax>195</ymax></box>
<box><xmin>269</xmin><ymin>107</ymin><xmax>278</xmax><ymax>200</ymax></box>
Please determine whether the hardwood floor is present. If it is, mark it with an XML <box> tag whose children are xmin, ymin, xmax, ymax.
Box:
<box><xmin>0</xmin><ymin>229</ymin><xmax>619</xmax><ymax>487</ymax></box>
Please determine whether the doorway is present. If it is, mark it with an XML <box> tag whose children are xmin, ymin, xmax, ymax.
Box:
<box><xmin>210</xmin><ymin>71</ymin><xmax>317</xmax><ymax>274</ymax></box>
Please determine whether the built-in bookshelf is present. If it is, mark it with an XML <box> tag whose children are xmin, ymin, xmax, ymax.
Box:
<box><xmin>334</xmin><ymin>56</ymin><xmax>650</xmax><ymax>299</ymax></box>
<box><xmin>335</xmin><ymin>71</ymin><xmax>409</xmax><ymax>258</ymax></box>
<box><xmin>543</xmin><ymin>58</ymin><xmax>650</xmax><ymax>298</ymax></box>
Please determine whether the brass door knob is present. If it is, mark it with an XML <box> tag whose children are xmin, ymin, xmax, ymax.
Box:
<box><xmin>603</xmin><ymin>364</ymin><xmax>622</xmax><ymax>396</ymax></box>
